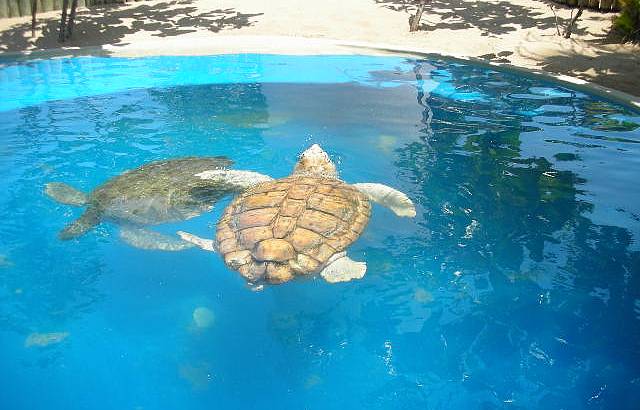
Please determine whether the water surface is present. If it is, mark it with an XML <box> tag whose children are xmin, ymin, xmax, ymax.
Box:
<box><xmin>1</xmin><ymin>54</ymin><xmax>639</xmax><ymax>409</ymax></box>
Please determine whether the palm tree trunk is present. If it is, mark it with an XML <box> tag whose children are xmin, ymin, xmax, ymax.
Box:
<box><xmin>409</xmin><ymin>0</ymin><xmax>429</xmax><ymax>32</ymax></box>
<box><xmin>564</xmin><ymin>1</ymin><xmax>585</xmax><ymax>38</ymax></box>
<box><xmin>31</xmin><ymin>0</ymin><xmax>38</xmax><ymax>37</ymax></box>
<box><xmin>58</xmin><ymin>0</ymin><xmax>69</xmax><ymax>42</ymax></box>
<box><xmin>66</xmin><ymin>0</ymin><xmax>78</xmax><ymax>39</ymax></box>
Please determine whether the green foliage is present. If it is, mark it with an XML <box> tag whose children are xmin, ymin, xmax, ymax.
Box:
<box><xmin>614</xmin><ymin>0</ymin><xmax>640</xmax><ymax>42</ymax></box>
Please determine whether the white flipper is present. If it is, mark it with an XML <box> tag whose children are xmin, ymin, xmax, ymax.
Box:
<box><xmin>320</xmin><ymin>254</ymin><xmax>367</xmax><ymax>283</ymax></box>
<box><xmin>119</xmin><ymin>227</ymin><xmax>195</xmax><ymax>251</ymax></box>
<box><xmin>195</xmin><ymin>170</ymin><xmax>273</xmax><ymax>192</ymax></box>
<box><xmin>44</xmin><ymin>182</ymin><xmax>88</xmax><ymax>206</ymax></box>
<box><xmin>352</xmin><ymin>183</ymin><xmax>416</xmax><ymax>217</ymax></box>
<box><xmin>177</xmin><ymin>231</ymin><xmax>217</xmax><ymax>252</ymax></box>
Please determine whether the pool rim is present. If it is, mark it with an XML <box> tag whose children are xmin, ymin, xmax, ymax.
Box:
<box><xmin>1</xmin><ymin>36</ymin><xmax>638</xmax><ymax>111</ymax></box>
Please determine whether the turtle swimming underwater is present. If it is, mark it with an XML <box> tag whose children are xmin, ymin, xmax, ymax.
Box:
<box><xmin>178</xmin><ymin>144</ymin><xmax>416</xmax><ymax>285</ymax></box>
<box><xmin>45</xmin><ymin>157</ymin><xmax>235</xmax><ymax>250</ymax></box>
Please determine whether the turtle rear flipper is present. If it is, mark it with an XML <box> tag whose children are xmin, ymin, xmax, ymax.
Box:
<box><xmin>45</xmin><ymin>182</ymin><xmax>88</xmax><ymax>206</ymax></box>
<box><xmin>59</xmin><ymin>208</ymin><xmax>101</xmax><ymax>240</ymax></box>
<box><xmin>320</xmin><ymin>253</ymin><xmax>367</xmax><ymax>283</ymax></box>
<box><xmin>120</xmin><ymin>227</ymin><xmax>195</xmax><ymax>251</ymax></box>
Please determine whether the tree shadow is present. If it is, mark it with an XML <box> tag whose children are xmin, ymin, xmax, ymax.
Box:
<box><xmin>375</xmin><ymin>0</ymin><xmax>589</xmax><ymax>37</ymax></box>
<box><xmin>531</xmin><ymin>46</ymin><xmax>640</xmax><ymax>96</ymax></box>
<box><xmin>0</xmin><ymin>0</ymin><xmax>263</xmax><ymax>53</ymax></box>
<box><xmin>375</xmin><ymin>1</ymin><xmax>638</xmax><ymax>95</ymax></box>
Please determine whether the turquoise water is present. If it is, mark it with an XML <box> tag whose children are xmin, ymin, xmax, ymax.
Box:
<box><xmin>1</xmin><ymin>54</ymin><xmax>639</xmax><ymax>409</ymax></box>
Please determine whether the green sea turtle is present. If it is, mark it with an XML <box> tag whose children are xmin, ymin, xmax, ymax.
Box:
<box><xmin>45</xmin><ymin>157</ymin><xmax>235</xmax><ymax>250</ymax></box>
<box><xmin>178</xmin><ymin>144</ymin><xmax>416</xmax><ymax>285</ymax></box>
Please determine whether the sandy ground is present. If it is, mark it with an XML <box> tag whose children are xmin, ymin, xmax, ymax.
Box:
<box><xmin>0</xmin><ymin>0</ymin><xmax>639</xmax><ymax>97</ymax></box>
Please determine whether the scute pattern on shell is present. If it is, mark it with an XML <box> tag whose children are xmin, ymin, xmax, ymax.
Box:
<box><xmin>216</xmin><ymin>176</ymin><xmax>371</xmax><ymax>284</ymax></box>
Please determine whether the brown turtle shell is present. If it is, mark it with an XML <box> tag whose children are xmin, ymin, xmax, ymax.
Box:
<box><xmin>216</xmin><ymin>176</ymin><xmax>371</xmax><ymax>284</ymax></box>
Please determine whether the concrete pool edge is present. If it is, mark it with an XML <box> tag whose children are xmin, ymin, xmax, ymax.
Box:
<box><xmin>1</xmin><ymin>35</ymin><xmax>639</xmax><ymax>111</ymax></box>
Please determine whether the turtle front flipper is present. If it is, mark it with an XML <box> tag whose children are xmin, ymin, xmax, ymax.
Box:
<box><xmin>177</xmin><ymin>231</ymin><xmax>217</xmax><ymax>252</ymax></box>
<box><xmin>119</xmin><ymin>227</ymin><xmax>196</xmax><ymax>251</ymax></box>
<box><xmin>352</xmin><ymin>183</ymin><xmax>417</xmax><ymax>218</ymax></box>
<box><xmin>59</xmin><ymin>208</ymin><xmax>101</xmax><ymax>240</ymax></box>
<box><xmin>194</xmin><ymin>170</ymin><xmax>273</xmax><ymax>192</ymax></box>
<box><xmin>44</xmin><ymin>182</ymin><xmax>88</xmax><ymax>206</ymax></box>
<box><xmin>320</xmin><ymin>253</ymin><xmax>367</xmax><ymax>283</ymax></box>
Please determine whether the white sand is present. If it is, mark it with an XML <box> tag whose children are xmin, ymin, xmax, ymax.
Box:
<box><xmin>0</xmin><ymin>0</ymin><xmax>638</xmax><ymax>96</ymax></box>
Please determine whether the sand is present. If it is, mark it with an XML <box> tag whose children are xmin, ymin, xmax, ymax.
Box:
<box><xmin>0</xmin><ymin>0</ymin><xmax>638</xmax><ymax>97</ymax></box>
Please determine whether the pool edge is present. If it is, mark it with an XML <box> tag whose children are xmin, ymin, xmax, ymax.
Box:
<box><xmin>1</xmin><ymin>36</ymin><xmax>638</xmax><ymax>110</ymax></box>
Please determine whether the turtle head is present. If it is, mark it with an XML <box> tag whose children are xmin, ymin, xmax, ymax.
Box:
<box><xmin>292</xmin><ymin>144</ymin><xmax>338</xmax><ymax>179</ymax></box>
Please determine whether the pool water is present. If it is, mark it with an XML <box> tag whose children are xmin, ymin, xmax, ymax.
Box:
<box><xmin>1</xmin><ymin>54</ymin><xmax>639</xmax><ymax>409</ymax></box>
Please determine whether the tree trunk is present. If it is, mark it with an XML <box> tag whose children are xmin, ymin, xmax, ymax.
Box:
<box><xmin>66</xmin><ymin>0</ymin><xmax>78</xmax><ymax>39</ymax></box>
<box><xmin>409</xmin><ymin>0</ymin><xmax>428</xmax><ymax>32</ymax></box>
<box><xmin>564</xmin><ymin>1</ymin><xmax>585</xmax><ymax>38</ymax></box>
<box><xmin>549</xmin><ymin>5</ymin><xmax>562</xmax><ymax>36</ymax></box>
<box><xmin>31</xmin><ymin>0</ymin><xmax>38</xmax><ymax>37</ymax></box>
<box><xmin>58</xmin><ymin>0</ymin><xmax>69</xmax><ymax>42</ymax></box>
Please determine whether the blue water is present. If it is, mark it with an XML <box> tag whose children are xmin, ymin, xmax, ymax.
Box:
<box><xmin>1</xmin><ymin>54</ymin><xmax>639</xmax><ymax>409</ymax></box>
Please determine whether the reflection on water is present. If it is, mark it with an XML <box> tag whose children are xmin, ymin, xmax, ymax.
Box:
<box><xmin>0</xmin><ymin>55</ymin><xmax>639</xmax><ymax>409</ymax></box>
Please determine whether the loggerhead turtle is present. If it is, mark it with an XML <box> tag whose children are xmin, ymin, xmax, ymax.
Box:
<box><xmin>45</xmin><ymin>157</ymin><xmax>235</xmax><ymax>250</ymax></box>
<box><xmin>178</xmin><ymin>144</ymin><xmax>416</xmax><ymax>285</ymax></box>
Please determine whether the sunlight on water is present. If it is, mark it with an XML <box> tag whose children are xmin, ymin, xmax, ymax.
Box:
<box><xmin>0</xmin><ymin>54</ymin><xmax>639</xmax><ymax>409</ymax></box>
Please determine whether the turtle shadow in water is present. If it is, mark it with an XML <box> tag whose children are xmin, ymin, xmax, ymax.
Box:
<box><xmin>44</xmin><ymin>157</ymin><xmax>236</xmax><ymax>251</ymax></box>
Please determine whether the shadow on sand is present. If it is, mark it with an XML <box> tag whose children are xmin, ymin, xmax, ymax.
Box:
<box><xmin>0</xmin><ymin>0</ymin><xmax>263</xmax><ymax>54</ymax></box>
<box><xmin>531</xmin><ymin>45</ymin><xmax>640</xmax><ymax>94</ymax></box>
<box><xmin>375</xmin><ymin>0</ymin><xmax>639</xmax><ymax>97</ymax></box>
<box><xmin>375</xmin><ymin>0</ymin><xmax>574</xmax><ymax>36</ymax></box>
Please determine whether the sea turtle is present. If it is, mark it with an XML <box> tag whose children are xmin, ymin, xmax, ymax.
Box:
<box><xmin>178</xmin><ymin>144</ymin><xmax>416</xmax><ymax>285</ymax></box>
<box><xmin>45</xmin><ymin>157</ymin><xmax>235</xmax><ymax>250</ymax></box>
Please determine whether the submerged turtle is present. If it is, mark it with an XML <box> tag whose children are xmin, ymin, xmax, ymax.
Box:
<box><xmin>45</xmin><ymin>157</ymin><xmax>235</xmax><ymax>250</ymax></box>
<box><xmin>178</xmin><ymin>144</ymin><xmax>416</xmax><ymax>285</ymax></box>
